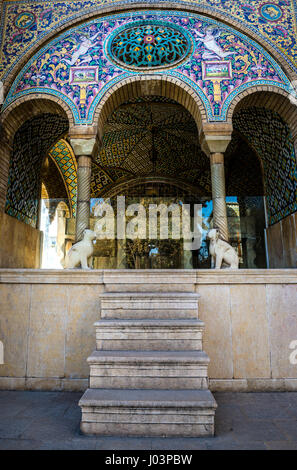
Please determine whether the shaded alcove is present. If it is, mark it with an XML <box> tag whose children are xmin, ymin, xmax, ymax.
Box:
<box><xmin>225</xmin><ymin>132</ymin><xmax>266</xmax><ymax>269</ymax></box>
<box><xmin>232</xmin><ymin>107</ymin><xmax>297</xmax><ymax>226</ymax></box>
<box><xmin>5</xmin><ymin>113</ymin><xmax>69</xmax><ymax>227</ymax></box>
<box><xmin>88</xmin><ymin>97</ymin><xmax>268</xmax><ymax>269</ymax></box>
<box><xmin>230</xmin><ymin>106</ymin><xmax>297</xmax><ymax>268</ymax></box>
<box><xmin>91</xmin><ymin>96</ymin><xmax>210</xmax><ymax>198</ymax></box>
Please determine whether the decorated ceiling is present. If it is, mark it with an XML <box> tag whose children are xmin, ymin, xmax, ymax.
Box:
<box><xmin>91</xmin><ymin>96</ymin><xmax>264</xmax><ymax>199</ymax></box>
<box><xmin>2</xmin><ymin>10</ymin><xmax>293</xmax><ymax>123</ymax></box>
<box><xmin>5</xmin><ymin>114</ymin><xmax>69</xmax><ymax>227</ymax></box>
<box><xmin>233</xmin><ymin>107</ymin><xmax>297</xmax><ymax>225</ymax></box>
<box><xmin>91</xmin><ymin>96</ymin><xmax>210</xmax><ymax>197</ymax></box>
<box><xmin>0</xmin><ymin>0</ymin><xmax>296</xmax><ymax>87</ymax></box>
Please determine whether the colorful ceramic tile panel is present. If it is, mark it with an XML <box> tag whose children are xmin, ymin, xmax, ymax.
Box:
<box><xmin>3</xmin><ymin>10</ymin><xmax>291</xmax><ymax>123</ymax></box>
<box><xmin>0</xmin><ymin>0</ymin><xmax>296</xmax><ymax>85</ymax></box>
<box><xmin>108</xmin><ymin>20</ymin><xmax>192</xmax><ymax>68</ymax></box>
<box><xmin>233</xmin><ymin>107</ymin><xmax>297</xmax><ymax>225</ymax></box>
<box><xmin>48</xmin><ymin>139</ymin><xmax>77</xmax><ymax>216</ymax></box>
<box><xmin>5</xmin><ymin>114</ymin><xmax>69</xmax><ymax>227</ymax></box>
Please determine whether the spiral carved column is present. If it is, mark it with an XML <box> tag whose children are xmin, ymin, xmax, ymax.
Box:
<box><xmin>210</xmin><ymin>152</ymin><xmax>229</xmax><ymax>241</ymax></box>
<box><xmin>76</xmin><ymin>155</ymin><xmax>92</xmax><ymax>242</ymax></box>
<box><xmin>70</xmin><ymin>136</ymin><xmax>96</xmax><ymax>242</ymax></box>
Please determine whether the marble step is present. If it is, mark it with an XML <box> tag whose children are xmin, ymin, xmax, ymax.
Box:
<box><xmin>88</xmin><ymin>350</ymin><xmax>210</xmax><ymax>390</ymax></box>
<box><xmin>103</xmin><ymin>271</ymin><xmax>196</xmax><ymax>293</ymax></box>
<box><xmin>79</xmin><ymin>388</ymin><xmax>217</xmax><ymax>437</ymax></box>
<box><xmin>100</xmin><ymin>292</ymin><xmax>199</xmax><ymax>319</ymax></box>
<box><xmin>95</xmin><ymin>319</ymin><xmax>204</xmax><ymax>351</ymax></box>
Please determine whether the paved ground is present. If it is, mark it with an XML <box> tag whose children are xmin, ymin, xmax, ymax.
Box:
<box><xmin>0</xmin><ymin>391</ymin><xmax>296</xmax><ymax>450</ymax></box>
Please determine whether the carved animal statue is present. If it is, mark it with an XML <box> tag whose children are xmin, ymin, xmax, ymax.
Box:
<box><xmin>63</xmin><ymin>229</ymin><xmax>96</xmax><ymax>269</ymax></box>
<box><xmin>207</xmin><ymin>228</ymin><xmax>239</xmax><ymax>269</ymax></box>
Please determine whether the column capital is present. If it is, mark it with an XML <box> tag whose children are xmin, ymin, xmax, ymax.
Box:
<box><xmin>69</xmin><ymin>137</ymin><xmax>97</xmax><ymax>157</ymax></box>
<box><xmin>68</xmin><ymin>125</ymin><xmax>97</xmax><ymax>139</ymax></box>
<box><xmin>200</xmin><ymin>123</ymin><xmax>233</xmax><ymax>156</ymax></box>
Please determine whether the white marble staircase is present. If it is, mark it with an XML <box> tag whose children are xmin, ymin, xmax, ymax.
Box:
<box><xmin>79</xmin><ymin>291</ymin><xmax>217</xmax><ymax>437</ymax></box>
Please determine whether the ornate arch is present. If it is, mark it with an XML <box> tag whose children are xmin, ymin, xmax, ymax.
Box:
<box><xmin>1</xmin><ymin>1</ymin><xmax>296</xmax><ymax>98</ymax></box>
<box><xmin>2</xmin><ymin>10</ymin><xmax>293</xmax><ymax>127</ymax></box>
<box><xmin>0</xmin><ymin>96</ymin><xmax>71</xmax><ymax>212</ymax></box>
<box><xmin>0</xmin><ymin>95</ymin><xmax>73</xmax><ymax>143</ymax></box>
<box><xmin>226</xmin><ymin>87</ymin><xmax>297</xmax><ymax>142</ymax></box>
<box><xmin>99</xmin><ymin>175</ymin><xmax>207</xmax><ymax>198</ymax></box>
<box><xmin>93</xmin><ymin>75</ymin><xmax>207</xmax><ymax>140</ymax></box>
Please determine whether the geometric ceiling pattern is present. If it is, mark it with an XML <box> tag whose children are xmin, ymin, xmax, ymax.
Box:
<box><xmin>41</xmin><ymin>156</ymin><xmax>69</xmax><ymax>202</ymax></box>
<box><xmin>5</xmin><ymin>113</ymin><xmax>69</xmax><ymax>227</ymax></box>
<box><xmin>4</xmin><ymin>99</ymin><xmax>295</xmax><ymax>229</ymax></box>
<box><xmin>91</xmin><ymin>96</ymin><xmax>211</xmax><ymax>198</ymax></box>
<box><xmin>48</xmin><ymin>139</ymin><xmax>77</xmax><ymax>217</ymax></box>
<box><xmin>233</xmin><ymin>107</ymin><xmax>297</xmax><ymax>225</ymax></box>
<box><xmin>91</xmin><ymin>96</ymin><xmax>267</xmax><ymax>201</ymax></box>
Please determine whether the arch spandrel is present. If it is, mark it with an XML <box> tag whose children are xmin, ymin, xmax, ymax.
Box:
<box><xmin>2</xmin><ymin>10</ymin><xmax>293</xmax><ymax>128</ymax></box>
<box><xmin>0</xmin><ymin>0</ymin><xmax>296</xmax><ymax>93</ymax></box>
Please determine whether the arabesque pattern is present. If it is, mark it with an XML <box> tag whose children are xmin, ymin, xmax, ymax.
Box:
<box><xmin>108</xmin><ymin>21</ymin><xmax>191</xmax><ymax>68</ymax></box>
<box><xmin>3</xmin><ymin>11</ymin><xmax>291</xmax><ymax>123</ymax></box>
<box><xmin>0</xmin><ymin>0</ymin><xmax>296</xmax><ymax>84</ymax></box>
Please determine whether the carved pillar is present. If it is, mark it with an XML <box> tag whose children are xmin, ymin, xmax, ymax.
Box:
<box><xmin>76</xmin><ymin>155</ymin><xmax>92</xmax><ymax>241</ymax></box>
<box><xmin>210</xmin><ymin>152</ymin><xmax>229</xmax><ymax>241</ymax></box>
<box><xmin>200</xmin><ymin>124</ymin><xmax>232</xmax><ymax>241</ymax></box>
<box><xmin>69</xmin><ymin>137</ymin><xmax>97</xmax><ymax>241</ymax></box>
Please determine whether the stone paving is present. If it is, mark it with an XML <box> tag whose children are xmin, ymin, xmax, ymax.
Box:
<box><xmin>0</xmin><ymin>391</ymin><xmax>296</xmax><ymax>450</ymax></box>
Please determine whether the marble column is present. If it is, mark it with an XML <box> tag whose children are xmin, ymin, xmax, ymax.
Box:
<box><xmin>70</xmin><ymin>137</ymin><xmax>96</xmax><ymax>242</ymax></box>
<box><xmin>210</xmin><ymin>152</ymin><xmax>229</xmax><ymax>241</ymax></box>
<box><xmin>76</xmin><ymin>155</ymin><xmax>92</xmax><ymax>242</ymax></box>
<box><xmin>200</xmin><ymin>124</ymin><xmax>232</xmax><ymax>242</ymax></box>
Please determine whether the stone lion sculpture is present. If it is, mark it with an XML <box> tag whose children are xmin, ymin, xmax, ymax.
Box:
<box><xmin>63</xmin><ymin>229</ymin><xmax>96</xmax><ymax>269</ymax></box>
<box><xmin>207</xmin><ymin>228</ymin><xmax>239</xmax><ymax>269</ymax></box>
